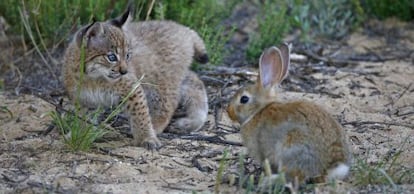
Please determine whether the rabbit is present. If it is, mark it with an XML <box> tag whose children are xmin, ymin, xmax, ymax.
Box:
<box><xmin>226</xmin><ymin>43</ymin><xmax>352</xmax><ymax>184</ymax></box>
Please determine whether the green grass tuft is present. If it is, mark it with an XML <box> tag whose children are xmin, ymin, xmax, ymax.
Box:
<box><xmin>49</xmin><ymin>109</ymin><xmax>106</xmax><ymax>152</ymax></box>
<box><xmin>352</xmin><ymin>139</ymin><xmax>414</xmax><ymax>187</ymax></box>
<box><xmin>215</xmin><ymin>148</ymin><xmax>229</xmax><ymax>193</ymax></box>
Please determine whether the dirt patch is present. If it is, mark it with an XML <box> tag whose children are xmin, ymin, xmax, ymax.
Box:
<box><xmin>1</xmin><ymin>16</ymin><xmax>413</xmax><ymax>194</ymax></box>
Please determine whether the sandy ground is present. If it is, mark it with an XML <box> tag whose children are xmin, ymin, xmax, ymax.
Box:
<box><xmin>1</xmin><ymin>15</ymin><xmax>413</xmax><ymax>194</ymax></box>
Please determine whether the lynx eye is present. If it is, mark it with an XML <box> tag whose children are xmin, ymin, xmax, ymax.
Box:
<box><xmin>126</xmin><ymin>52</ymin><xmax>131</xmax><ymax>61</ymax></box>
<box><xmin>240</xmin><ymin>95</ymin><xmax>249</xmax><ymax>104</ymax></box>
<box><xmin>107</xmin><ymin>53</ymin><xmax>118</xmax><ymax>62</ymax></box>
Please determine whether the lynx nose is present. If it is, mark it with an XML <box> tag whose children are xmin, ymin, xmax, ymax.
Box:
<box><xmin>119</xmin><ymin>63</ymin><xmax>128</xmax><ymax>75</ymax></box>
<box><xmin>112</xmin><ymin>65</ymin><xmax>128</xmax><ymax>75</ymax></box>
<box><xmin>119</xmin><ymin>68</ymin><xmax>127</xmax><ymax>75</ymax></box>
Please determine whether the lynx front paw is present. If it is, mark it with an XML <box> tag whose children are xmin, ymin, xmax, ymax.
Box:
<box><xmin>135</xmin><ymin>136</ymin><xmax>162</xmax><ymax>150</ymax></box>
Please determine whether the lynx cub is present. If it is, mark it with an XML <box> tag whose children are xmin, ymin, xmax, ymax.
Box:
<box><xmin>63</xmin><ymin>8</ymin><xmax>209</xmax><ymax>150</ymax></box>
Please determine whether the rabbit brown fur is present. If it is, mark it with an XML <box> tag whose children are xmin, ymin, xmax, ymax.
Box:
<box><xmin>63</xmin><ymin>7</ymin><xmax>208</xmax><ymax>150</ymax></box>
<box><xmin>227</xmin><ymin>43</ymin><xmax>351</xmax><ymax>184</ymax></box>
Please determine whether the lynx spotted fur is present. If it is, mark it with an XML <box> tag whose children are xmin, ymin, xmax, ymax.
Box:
<box><xmin>63</xmin><ymin>8</ymin><xmax>209</xmax><ymax>150</ymax></box>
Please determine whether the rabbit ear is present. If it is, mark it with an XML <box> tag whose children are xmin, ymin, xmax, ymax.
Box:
<box><xmin>278</xmin><ymin>43</ymin><xmax>291</xmax><ymax>81</ymax></box>
<box><xmin>258</xmin><ymin>46</ymin><xmax>284</xmax><ymax>89</ymax></box>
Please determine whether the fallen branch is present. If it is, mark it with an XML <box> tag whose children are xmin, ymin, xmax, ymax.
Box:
<box><xmin>343</xmin><ymin>121</ymin><xmax>413</xmax><ymax>129</ymax></box>
<box><xmin>386</xmin><ymin>83</ymin><xmax>413</xmax><ymax>107</ymax></box>
<box><xmin>300</xmin><ymin>49</ymin><xmax>359</xmax><ymax>66</ymax></box>
<box><xmin>199</xmin><ymin>66</ymin><xmax>257</xmax><ymax>77</ymax></box>
<box><xmin>158</xmin><ymin>133</ymin><xmax>243</xmax><ymax>146</ymax></box>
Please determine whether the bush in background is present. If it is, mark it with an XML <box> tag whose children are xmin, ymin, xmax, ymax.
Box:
<box><xmin>0</xmin><ymin>0</ymin><xmax>237</xmax><ymax>66</ymax></box>
<box><xmin>246</xmin><ymin>0</ymin><xmax>290</xmax><ymax>63</ymax></box>
<box><xmin>289</xmin><ymin>0</ymin><xmax>364</xmax><ymax>41</ymax></box>
<box><xmin>362</xmin><ymin>0</ymin><xmax>414</xmax><ymax>21</ymax></box>
<box><xmin>0</xmin><ymin>0</ymin><xmax>129</xmax><ymax>47</ymax></box>
<box><xmin>151</xmin><ymin>0</ymin><xmax>238</xmax><ymax>66</ymax></box>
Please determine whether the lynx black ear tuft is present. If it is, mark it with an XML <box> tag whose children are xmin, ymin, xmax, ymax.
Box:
<box><xmin>110</xmin><ymin>3</ymin><xmax>133</xmax><ymax>28</ymax></box>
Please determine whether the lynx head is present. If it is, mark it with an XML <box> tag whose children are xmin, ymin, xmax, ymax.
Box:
<box><xmin>73</xmin><ymin>8</ymin><xmax>132</xmax><ymax>82</ymax></box>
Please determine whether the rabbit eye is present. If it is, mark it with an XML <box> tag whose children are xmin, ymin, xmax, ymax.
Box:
<box><xmin>107</xmin><ymin>53</ymin><xmax>118</xmax><ymax>62</ymax></box>
<box><xmin>240</xmin><ymin>95</ymin><xmax>249</xmax><ymax>104</ymax></box>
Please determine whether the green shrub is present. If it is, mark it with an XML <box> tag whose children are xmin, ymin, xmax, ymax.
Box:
<box><xmin>153</xmin><ymin>0</ymin><xmax>237</xmax><ymax>29</ymax></box>
<box><xmin>0</xmin><ymin>0</ymin><xmax>237</xmax><ymax>66</ymax></box>
<box><xmin>363</xmin><ymin>0</ymin><xmax>414</xmax><ymax>21</ymax></box>
<box><xmin>0</xmin><ymin>0</ymin><xmax>132</xmax><ymax>47</ymax></box>
<box><xmin>151</xmin><ymin>0</ymin><xmax>238</xmax><ymax>66</ymax></box>
<box><xmin>290</xmin><ymin>0</ymin><xmax>364</xmax><ymax>41</ymax></box>
<box><xmin>246</xmin><ymin>0</ymin><xmax>290</xmax><ymax>63</ymax></box>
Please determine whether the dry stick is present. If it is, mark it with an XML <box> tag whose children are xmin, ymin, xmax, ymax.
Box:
<box><xmin>145</xmin><ymin>0</ymin><xmax>156</xmax><ymax>21</ymax></box>
<box><xmin>158</xmin><ymin>133</ymin><xmax>242</xmax><ymax>146</ymax></box>
<box><xmin>33</xmin><ymin>17</ymin><xmax>56</xmax><ymax>66</ymax></box>
<box><xmin>388</xmin><ymin>83</ymin><xmax>413</xmax><ymax>107</ymax></box>
<box><xmin>200</xmin><ymin>75</ymin><xmax>227</xmax><ymax>85</ymax></box>
<box><xmin>8</xmin><ymin>64</ymin><xmax>23</xmax><ymax>94</ymax></box>
<box><xmin>18</xmin><ymin>4</ymin><xmax>58</xmax><ymax>82</ymax></box>
<box><xmin>10</xmin><ymin>47</ymin><xmax>35</xmax><ymax>64</ymax></box>
<box><xmin>97</xmin><ymin>147</ymin><xmax>136</xmax><ymax>160</ymax></box>
<box><xmin>1</xmin><ymin>172</ymin><xmax>29</xmax><ymax>183</ymax></box>
<box><xmin>213</xmin><ymin>81</ymin><xmax>232</xmax><ymax>129</ymax></box>
<box><xmin>343</xmin><ymin>121</ymin><xmax>413</xmax><ymax>129</ymax></box>
<box><xmin>300</xmin><ymin>49</ymin><xmax>359</xmax><ymax>66</ymax></box>
<box><xmin>397</xmin><ymin>110</ymin><xmax>414</xmax><ymax>117</ymax></box>
<box><xmin>362</xmin><ymin>46</ymin><xmax>414</xmax><ymax>62</ymax></box>
<box><xmin>200</xmin><ymin>66</ymin><xmax>258</xmax><ymax>77</ymax></box>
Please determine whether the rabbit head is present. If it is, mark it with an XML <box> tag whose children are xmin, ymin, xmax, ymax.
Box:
<box><xmin>227</xmin><ymin>43</ymin><xmax>291</xmax><ymax>125</ymax></box>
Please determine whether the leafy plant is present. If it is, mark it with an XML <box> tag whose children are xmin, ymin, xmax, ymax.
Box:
<box><xmin>150</xmin><ymin>0</ymin><xmax>238</xmax><ymax>67</ymax></box>
<box><xmin>153</xmin><ymin>0</ymin><xmax>237</xmax><ymax>29</ymax></box>
<box><xmin>289</xmin><ymin>0</ymin><xmax>363</xmax><ymax>41</ymax></box>
<box><xmin>246</xmin><ymin>0</ymin><xmax>289</xmax><ymax>63</ymax></box>
<box><xmin>0</xmin><ymin>0</ymin><xmax>132</xmax><ymax>47</ymax></box>
<box><xmin>363</xmin><ymin>0</ymin><xmax>414</xmax><ymax>21</ymax></box>
<box><xmin>0</xmin><ymin>0</ymin><xmax>237</xmax><ymax>67</ymax></box>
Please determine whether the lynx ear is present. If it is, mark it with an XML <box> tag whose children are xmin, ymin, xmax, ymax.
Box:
<box><xmin>86</xmin><ymin>23</ymin><xmax>106</xmax><ymax>47</ymax></box>
<box><xmin>110</xmin><ymin>4</ymin><xmax>133</xmax><ymax>28</ymax></box>
<box><xmin>75</xmin><ymin>22</ymin><xmax>107</xmax><ymax>49</ymax></box>
<box><xmin>75</xmin><ymin>21</ymin><xmax>96</xmax><ymax>48</ymax></box>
